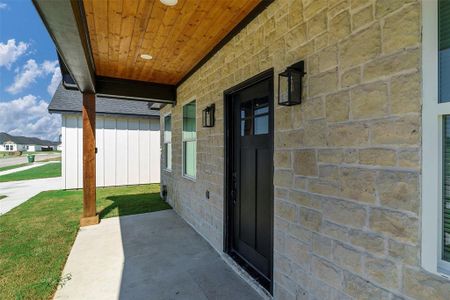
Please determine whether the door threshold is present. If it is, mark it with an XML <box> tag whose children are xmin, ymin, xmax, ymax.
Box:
<box><xmin>222</xmin><ymin>252</ymin><xmax>273</xmax><ymax>299</ymax></box>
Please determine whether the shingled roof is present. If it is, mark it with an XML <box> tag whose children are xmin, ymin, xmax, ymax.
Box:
<box><xmin>0</xmin><ymin>132</ymin><xmax>58</xmax><ymax>146</ymax></box>
<box><xmin>48</xmin><ymin>84</ymin><xmax>160</xmax><ymax>118</ymax></box>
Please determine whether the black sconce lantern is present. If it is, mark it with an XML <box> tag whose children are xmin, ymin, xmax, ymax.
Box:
<box><xmin>202</xmin><ymin>103</ymin><xmax>215</xmax><ymax>127</ymax></box>
<box><xmin>278</xmin><ymin>61</ymin><xmax>306</xmax><ymax>106</ymax></box>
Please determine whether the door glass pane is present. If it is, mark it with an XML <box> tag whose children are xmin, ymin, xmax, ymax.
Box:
<box><xmin>439</xmin><ymin>0</ymin><xmax>450</xmax><ymax>102</ymax></box>
<box><xmin>183</xmin><ymin>101</ymin><xmax>196</xmax><ymax>140</ymax></box>
<box><xmin>184</xmin><ymin>141</ymin><xmax>196</xmax><ymax>177</ymax></box>
<box><xmin>241</xmin><ymin>118</ymin><xmax>252</xmax><ymax>136</ymax></box>
<box><xmin>254</xmin><ymin>115</ymin><xmax>269</xmax><ymax>135</ymax></box>
<box><xmin>255</xmin><ymin>97</ymin><xmax>269</xmax><ymax>115</ymax></box>
<box><xmin>443</xmin><ymin>116</ymin><xmax>450</xmax><ymax>262</ymax></box>
<box><xmin>241</xmin><ymin>100</ymin><xmax>252</xmax><ymax>118</ymax></box>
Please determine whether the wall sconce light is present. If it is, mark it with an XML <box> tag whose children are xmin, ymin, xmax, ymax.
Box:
<box><xmin>278</xmin><ymin>61</ymin><xmax>306</xmax><ymax>106</ymax></box>
<box><xmin>202</xmin><ymin>104</ymin><xmax>215</xmax><ymax>127</ymax></box>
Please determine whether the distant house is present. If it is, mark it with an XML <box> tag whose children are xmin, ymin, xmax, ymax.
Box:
<box><xmin>48</xmin><ymin>84</ymin><xmax>161</xmax><ymax>189</ymax></box>
<box><xmin>0</xmin><ymin>132</ymin><xmax>58</xmax><ymax>152</ymax></box>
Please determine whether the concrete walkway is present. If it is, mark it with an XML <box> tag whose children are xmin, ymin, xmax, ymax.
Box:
<box><xmin>0</xmin><ymin>176</ymin><xmax>62</xmax><ymax>215</ymax></box>
<box><xmin>55</xmin><ymin>210</ymin><xmax>263</xmax><ymax>300</ymax></box>
<box><xmin>0</xmin><ymin>161</ymin><xmax>56</xmax><ymax>176</ymax></box>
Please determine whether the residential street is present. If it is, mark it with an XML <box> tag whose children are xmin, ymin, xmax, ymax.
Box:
<box><xmin>0</xmin><ymin>176</ymin><xmax>62</xmax><ymax>215</ymax></box>
<box><xmin>0</xmin><ymin>152</ymin><xmax>61</xmax><ymax>168</ymax></box>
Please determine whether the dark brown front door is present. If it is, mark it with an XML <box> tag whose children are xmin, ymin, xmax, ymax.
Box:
<box><xmin>225</xmin><ymin>70</ymin><xmax>274</xmax><ymax>293</ymax></box>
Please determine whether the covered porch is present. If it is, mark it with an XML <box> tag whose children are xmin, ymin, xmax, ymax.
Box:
<box><xmin>32</xmin><ymin>0</ymin><xmax>269</xmax><ymax>226</ymax></box>
<box><xmin>54</xmin><ymin>210</ymin><xmax>264</xmax><ymax>299</ymax></box>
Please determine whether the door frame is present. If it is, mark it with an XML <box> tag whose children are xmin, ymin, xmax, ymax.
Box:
<box><xmin>223</xmin><ymin>68</ymin><xmax>274</xmax><ymax>294</ymax></box>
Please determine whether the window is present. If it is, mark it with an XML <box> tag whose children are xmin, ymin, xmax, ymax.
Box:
<box><xmin>164</xmin><ymin>115</ymin><xmax>172</xmax><ymax>170</ymax></box>
<box><xmin>182</xmin><ymin>100</ymin><xmax>196</xmax><ymax>178</ymax></box>
<box><xmin>422</xmin><ymin>0</ymin><xmax>450</xmax><ymax>277</ymax></box>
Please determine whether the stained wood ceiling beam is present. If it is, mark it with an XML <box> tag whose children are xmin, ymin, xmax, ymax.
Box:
<box><xmin>33</xmin><ymin>0</ymin><xmax>96</xmax><ymax>93</ymax></box>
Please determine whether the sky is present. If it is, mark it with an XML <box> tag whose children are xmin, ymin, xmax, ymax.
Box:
<box><xmin>0</xmin><ymin>0</ymin><xmax>61</xmax><ymax>141</ymax></box>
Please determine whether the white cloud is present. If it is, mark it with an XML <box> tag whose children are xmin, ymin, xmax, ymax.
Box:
<box><xmin>0</xmin><ymin>3</ymin><xmax>7</xmax><ymax>10</ymax></box>
<box><xmin>6</xmin><ymin>59</ymin><xmax>59</xmax><ymax>94</ymax></box>
<box><xmin>0</xmin><ymin>95</ymin><xmax>61</xmax><ymax>141</ymax></box>
<box><xmin>47</xmin><ymin>66</ymin><xmax>61</xmax><ymax>96</ymax></box>
<box><xmin>0</xmin><ymin>39</ymin><xmax>28</xmax><ymax>69</ymax></box>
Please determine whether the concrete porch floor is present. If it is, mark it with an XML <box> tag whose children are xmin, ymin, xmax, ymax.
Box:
<box><xmin>54</xmin><ymin>210</ymin><xmax>263</xmax><ymax>300</ymax></box>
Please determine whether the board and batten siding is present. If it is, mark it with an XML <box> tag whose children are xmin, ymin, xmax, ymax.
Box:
<box><xmin>61</xmin><ymin>114</ymin><xmax>160</xmax><ymax>189</ymax></box>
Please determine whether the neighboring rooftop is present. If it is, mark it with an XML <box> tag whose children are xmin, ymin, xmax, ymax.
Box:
<box><xmin>0</xmin><ymin>132</ymin><xmax>58</xmax><ymax>146</ymax></box>
<box><xmin>48</xmin><ymin>84</ymin><xmax>160</xmax><ymax>118</ymax></box>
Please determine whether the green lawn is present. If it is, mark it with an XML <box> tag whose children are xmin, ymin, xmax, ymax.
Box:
<box><xmin>0</xmin><ymin>184</ymin><xmax>170</xmax><ymax>300</ymax></box>
<box><xmin>0</xmin><ymin>163</ymin><xmax>31</xmax><ymax>172</ymax></box>
<box><xmin>0</xmin><ymin>162</ymin><xmax>61</xmax><ymax>182</ymax></box>
<box><xmin>0</xmin><ymin>195</ymin><xmax>6</xmax><ymax>200</ymax></box>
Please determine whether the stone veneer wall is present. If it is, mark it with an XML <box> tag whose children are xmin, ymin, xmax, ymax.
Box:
<box><xmin>160</xmin><ymin>0</ymin><xmax>450</xmax><ymax>299</ymax></box>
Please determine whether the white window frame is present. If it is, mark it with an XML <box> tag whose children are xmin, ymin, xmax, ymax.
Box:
<box><xmin>182</xmin><ymin>99</ymin><xmax>197</xmax><ymax>180</ymax></box>
<box><xmin>422</xmin><ymin>0</ymin><xmax>450</xmax><ymax>278</ymax></box>
<box><xmin>163</xmin><ymin>113</ymin><xmax>172</xmax><ymax>171</ymax></box>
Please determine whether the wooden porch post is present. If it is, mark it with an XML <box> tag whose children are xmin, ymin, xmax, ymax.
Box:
<box><xmin>80</xmin><ymin>92</ymin><xmax>99</xmax><ymax>226</ymax></box>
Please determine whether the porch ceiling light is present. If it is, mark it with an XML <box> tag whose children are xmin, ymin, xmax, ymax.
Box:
<box><xmin>140</xmin><ymin>54</ymin><xmax>153</xmax><ymax>60</ymax></box>
<box><xmin>278</xmin><ymin>61</ymin><xmax>306</xmax><ymax>106</ymax></box>
<box><xmin>160</xmin><ymin>0</ymin><xmax>178</xmax><ymax>6</ymax></box>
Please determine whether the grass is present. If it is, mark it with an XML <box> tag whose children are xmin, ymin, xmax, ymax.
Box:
<box><xmin>0</xmin><ymin>163</ymin><xmax>31</xmax><ymax>172</ymax></box>
<box><xmin>0</xmin><ymin>184</ymin><xmax>170</xmax><ymax>300</ymax></box>
<box><xmin>0</xmin><ymin>195</ymin><xmax>6</xmax><ymax>200</ymax></box>
<box><xmin>0</xmin><ymin>162</ymin><xmax>61</xmax><ymax>182</ymax></box>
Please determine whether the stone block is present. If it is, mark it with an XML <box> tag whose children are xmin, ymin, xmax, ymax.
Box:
<box><xmin>369</xmin><ymin>208</ymin><xmax>419</xmax><ymax>243</ymax></box>
<box><xmin>352</xmin><ymin>5</ymin><xmax>373</xmax><ymax>31</ymax></box>
<box><xmin>365</xmin><ymin>256</ymin><xmax>399</xmax><ymax>290</ymax></box>
<box><xmin>388</xmin><ymin>239</ymin><xmax>419</xmax><ymax>266</ymax></box>
<box><xmin>341</xmin><ymin>66</ymin><xmax>361</xmax><ymax>88</ymax></box>
<box><xmin>293</xmin><ymin>149</ymin><xmax>318</xmax><ymax>176</ymax></box>
<box><xmin>312</xmin><ymin>233</ymin><xmax>333</xmax><ymax>259</ymax></box>
<box><xmin>333</xmin><ymin>242</ymin><xmax>362</xmax><ymax>273</ymax></box>
<box><xmin>340</xmin><ymin>167</ymin><xmax>377</xmax><ymax>203</ymax></box>
<box><xmin>370</xmin><ymin>116</ymin><xmax>420</xmax><ymax>146</ymax></box>
<box><xmin>359</xmin><ymin>148</ymin><xmax>396</xmax><ymax>166</ymax></box>
<box><xmin>275</xmin><ymin>199</ymin><xmax>298</xmax><ymax>223</ymax></box>
<box><xmin>376</xmin><ymin>170</ymin><xmax>420</xmax><ymax>214</ymax></box>
<box><xmin>326</xmin><ymin>90</ymin><xmax>350</xmax><ymax>122</ymax></box>
<box><xmin>391</xmin><ymin>72</ymin><xmax>421</xmax><ymax>114</ymax></box>
<box><xmin>339</xmin><ymin>23</ymin><xmax>381</xmax><ymax>69</ymax></box>
<box><xmin>403</xmin><ymin>267</ymin><xmax>450</xmax><ymax>300</ymax></box>
<box><xmin>304</xmin><ymin>119</ymin><xmax>327</xmax><ymax>146</ymax></box>
<box><xmin>351</xmin><ymin>81</ymin><xmax>388</xmax><ymax>120</ymax></box>
<box><xmin>329</xmin><ymin>10</ymin><xmax>351</xmax><ymax>43</ymax></box>
<box><xmin>299</xmin><ymin>207</ymin><xmax>322</xmax><ymax>231</ymax></box>
<box><xmin>328</xmin><ymin>122</ymin><xmax>369</xmax><ymax>146</ymax></box>
<box><xmin>383</xmin><ymin>4</ymin><xmax>420</xmax><ymax>54</ymax></box>
<box><xmin>343</xmin><ymin>271</ymin><xmax>391</xmax><ymax>300</ymax></box>
<box><xmin>322</xmin><ymin>198</ymin><xmax>367</xmax><ymax>227</ymax></box>
<box><xmin>312</xmin><ymin>256</ymin><xmax>343</xmax><ymax>288</ymax></box>
<box><xmin>363</xmin><ymin>48</ymin><xmax>419</xmax><ymax>82</ymax></box>
<box><xmin>309</xmin><ymin>69</ymin><xmax>338</xmax><ymax>97</ymax></box>
<box><xmin>307</xmin><ymin>11</ymin><xmax>327</xmax><ymax>38</ymax></box>
<box><xmin>275</xmin><ymin>169</ymin><xmax>294</xmax><ymax>188</ymax></box>
<box><xmin>348</xmin><ymin>229</ymin><xmax>385</xmax><ymax>255</ymax></box>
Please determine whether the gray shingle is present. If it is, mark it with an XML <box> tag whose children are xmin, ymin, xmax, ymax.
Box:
<box><xmin>48</xmin><ymin>84</ymin><xmax>160</xmax><ymax>118</ymax></box>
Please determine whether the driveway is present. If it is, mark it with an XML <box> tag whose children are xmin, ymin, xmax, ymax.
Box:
<box><xmin>55</xmin><ymin>210</ymin><xmax>266</xmax><ymax>300</ymax></box>
<box><xmin>0</xmin><ymin>153</ymin><xmax>61</xmax><ymax>168</ymax></box>
<box><xmin>0</xmin><ymin>177</ymin><xmax>62</xmax><ymax>215</ymax></box>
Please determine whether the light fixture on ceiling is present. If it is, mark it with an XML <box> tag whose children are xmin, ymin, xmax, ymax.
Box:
<box><xmin>140</xmin><ymin>54</ymin><xmax>153</xmax><ymax>60</ymax></box>
<box><xmin>160</xmin><ymin>0</ymin><xmax>178</xmax><ymax>6</ymax></box>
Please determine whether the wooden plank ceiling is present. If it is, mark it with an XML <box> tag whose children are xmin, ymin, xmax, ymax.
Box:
<box><xmin>83</xmin><ymin>0</ymin><xmax>261</xmax><ymax>85</ymax></box>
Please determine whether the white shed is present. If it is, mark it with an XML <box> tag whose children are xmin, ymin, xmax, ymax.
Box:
<box><xmin>49</xmin><ymin>85</ymin><xmax>161</xmax><ymax>189</ymax></box>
